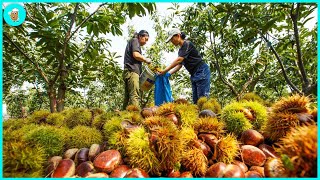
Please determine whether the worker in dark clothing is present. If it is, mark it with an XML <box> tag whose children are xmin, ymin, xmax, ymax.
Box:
<box><xmin>123</xmin><ymin>30</ymin><xmax>151</xmax><ymax>109</ymax></box>
<box><xmin>159</xmin><ymin>28</ymin><xmax>211</xmax><ymax>104</ymax></box>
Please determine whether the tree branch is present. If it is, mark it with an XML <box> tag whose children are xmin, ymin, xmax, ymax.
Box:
<box><xmin>3</xmin><ymin>33</ymin><xmax>49</xmax><ymax>84</ymax></box>
<box><xmin>72</xmin><ymin>34</ymin><xmax>94</xmax><ymax>64</ymax></box>
<box><xmin>249</xmin><ymin>64</ymin><xmax>268</xmax><ymax>92</ymax></box>
<box><xmin>238</xmin><ymin>68</ymin><xmax>255</xmax><ymax>100</ymax></box>
<box><xmin>63</xmin><ymin>3</ymin><xmax>79</xmax><ymax>59</ymax></box>
<box><xmin>260</xmin><ymin>32</ymin><xmax>302</xmax><ymax>94</ymax></box>
<box><xmin>214</xmin><ymin>60</ymin><xmax>238</xmax><ymax>96</ymax></box>
<box><xmin>210</xmin><ymin>32</ymin><xmax>238</xmax><ymax>96</ymax></box>
<box><xmin>54</xmin><ymin>3</ymin><xmax>79</xmax><ymax>83</ymax></box>
<box><xmin>290</xmin><ymin>3</ymin><xmax>310</xmax><ymax>88</ymax></box>
<box><xmin>67</xmin><ymin>3</ymin><xmax>108</xmax><ymax>43</ymax></box>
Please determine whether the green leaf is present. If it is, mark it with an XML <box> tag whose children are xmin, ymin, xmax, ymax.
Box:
<box><xmin>281</xmin><ymin>154</ymin><xmax>294</xmax><ymax>171</ymax></box>
<box><xmin>47</xmin><ymin>12</ymin><xmax>55</xmax><ymax>20</ymax></box>
<box><xmin>128</xmin><ymin>4</ymin><xmax>136</xmax><ymax>19</ymax></box>
<box><xmin>115</xmin><ymin>26</ymin><xmax>122</xmax><ymax>36</ymax></box>
<box><xmin>84</xmin><ymin>76</ymin><xmax>96</xmax><ymax>81</ymax></box>
<box><xmin>87</xmin><ymin>23</ymin><xmax>93</xmax><ymax>34</ymax></box>
<box><xmin>261</xmin><ymin>18</ymin><xmax>278</xmax><ymax>34</ymax></box>
<box><xmin>93</xmin><ymin>23</ymin><xmax>99</xmax><ymax>37</ymax></box>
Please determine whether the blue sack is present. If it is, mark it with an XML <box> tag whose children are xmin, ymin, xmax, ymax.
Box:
<box><xmin>154</xmin><ymin>72</ymin><xmax>173</xmax><ymax>106</ymax></box>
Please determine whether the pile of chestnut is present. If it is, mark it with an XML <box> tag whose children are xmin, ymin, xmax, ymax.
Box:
<box><xmin>47</xmin><ymin>129</ymin><xmax>283</xmax><ymax>178</ymax></box>
<box><xmin>47</xmin><ymin>144</ymin><xmax>150</xmax><ymax>178</ymax></box>
<box><xmin>205</xmin><ymin>129</ymin><xmax>282</xmax><ymax>177</ymax></box>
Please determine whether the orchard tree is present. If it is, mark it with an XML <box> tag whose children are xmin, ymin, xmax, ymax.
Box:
<box><xmin>174</xmin><ymin>3</ymin><xmax>316</xmax><ymax>104</ymax></box>
<box><xmin>4</xmin><ymin>3</ymin><xmax>156</xmax><ymax>112</ymax></box>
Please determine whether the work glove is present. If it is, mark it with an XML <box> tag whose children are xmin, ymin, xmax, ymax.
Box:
<box><xmin>144</xmin><ymin>58</ymin><xmax>152</xmax><ymax>64</ymax></box>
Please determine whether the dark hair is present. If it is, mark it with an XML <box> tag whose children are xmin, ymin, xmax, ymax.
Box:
<box><xmin>133</xmin><ymin>30</ymin><xmax>149</xmax><ymax>38</ymax></box>
<box><xmin>138</xmin><ymin>30</ymin><xmax>149</xmax><ymax>37</ymax></box>
<box><xmin>174</xmin><ymin>31</ymin><xmax>186</xmax><ymax>40</ymax></box>
<box><xmin>180</xmin><ymin>32</ymin><xmax>186</xmax><ymax>40</ymax></box>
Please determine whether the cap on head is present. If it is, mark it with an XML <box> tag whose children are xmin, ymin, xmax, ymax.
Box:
<box><xmin>165</xmin><ymin>28</ymin><xmax>181</xmax><ymax>43</ymax></box>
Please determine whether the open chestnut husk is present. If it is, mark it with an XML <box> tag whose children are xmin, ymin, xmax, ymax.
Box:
<box><xmin>166</xmin><ymin>113</ymin><xmax>179</xmax><ymax>125</ymax></box>
<box><xmin>141</xmin><ymin>108</ymin><xmax>154</xmax><ymax>118</ymax></box>
<box><xmin>198</xmin><ymin>133</ymin><xmax>218</xmax><ymax>150</ymax></box>
<box><xmin>194</xmin><ymin>139</ymin><xmax>212</xmax><ymax>158</ymax></box>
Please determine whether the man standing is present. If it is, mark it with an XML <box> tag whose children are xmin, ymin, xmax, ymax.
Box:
<box><xmin>123</xmin><ymin>30</ymin><xmax>151</xmax><ymax>109</ymax></box>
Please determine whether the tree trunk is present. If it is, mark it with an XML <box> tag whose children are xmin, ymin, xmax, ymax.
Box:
<box><xmin>57</xmin><ymin>82</ymin><xmax>66</xmax><ymax>112</ymax></box>
<box><xmin>291</xmin><ymin>3</ymin><xmax>310</xmax><ymax>91</ymax></box>
<box><xmin>57</xmin><ymin>64</ymin><xmax>67</xmax><ymax>112</ymax></box>
<box><xmin>48</xmin><ymin>84</ymin><xmax>57</xmax><ymax>113</ymax></box>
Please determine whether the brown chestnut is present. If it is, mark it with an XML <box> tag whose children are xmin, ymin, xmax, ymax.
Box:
<box><xmin>52</xmin><ymin>159</ymin><xmax>75</xmax><ymax>178</ymax></box>
<box><xmin>124</xmin><ymin>168</ymin><xmax>149</xmax><ymax>178</ymax></box>
<box><xmin>223</xmin><ymin>164</ymin><xmax>245</xmax><ymax>178</ymax></box>
<box><xmin>45</xmin><ymin>156</ymin><xmax>62</xmax><ymax>176</ymax></box>
<box><xmin>232</xmin><ymin>160</ymin><xmax>248</xmax><ymax>173</ymax></box>
<box><xmin>194</xmin><ymin>139</ymin><xmax>212</xmax><ymax>158</ymax></box>
<box><xmin>264</xmin><ymin>158</ymin><xmax>286</xmax><ymax>177</ymax></box>
<box><xmin>141</xmin><ymin>108</ymin><xmax>153</xmax><ymax>118</ymax></box>
<box><xmin>241</xmin><ymin>145</ymin><xmax>266</xmax><ymax>167</ymax></box>
<box><xmin>75</xmin><ymin>148</ymin><xmax>89</xmax><ymax>165</ymax></box>
<box><xmin>249</xmin><ymin>166</ymin><xmax>265</xmax><ymax>177</ymax></box>
<box><xmin>166</xmin><ymin>113</ymin><xmax>178</xmax><ymax>125</ymax></box>
<box><xmin>258</xmin><ymin>144</ymin><xmax>279</xmax><ymax>158</ymax></box>
<box><xmin>198</xmin><ymin>133</ymin><xmax>218</xmax><ymax>150</ymax></box>
<box><xmin>240</xmin><ymin>129</ymin><xmax>264</xmax><ymax>146</ymax></box>
<box><xmin>86</xmin><ymin>172</ymin><xmax>109</xmax><ymax>178</ymax></box>
<box><xmin>206</xmin><ymin>162</ymin><xmax>226</xmax><ymax>177</ymax></box>
<box><xmin>199</xmin><ymin>109</ymin><xmax>217</xmax><ymax>118</ymax></box>
<box><xmin>75</xmin><ymin>161</ymin><xmax>95</xmax><ymax>177</ymax></box>
<box><xmin>89</xmin><ymin>144</ymin><xmax>102</xmax><ymax>162</ymax></box>
<box><xmin>93</xmin><ymin>150</ymin><xmax>122</xmax><ymax>173</ymax></box>
<box><xmin>167</xmin><ymin>169</ymin><xmax>181</xmax><ymax>177</ymax></box>
<box><xmin>180</xmin><ymin>171</ymin><xmax>193</xmax><ymax>177</ymax></box>
<box><xmin>110</xmin><ymin>165</ymin><xmax>131</xmax><ymax>178</ymax></box>
<box><xmin>63</xmin><ymin>148</ymin><xmax>79</xmax><ymax>160</ymax></box>
<box><xmin>240</xmin><ymin>108</ymin><xmax>254</xmax><ymax>121</ymax></box>
<box><xmin>245</xmin><ymin>171</ymin><xmax>263</xmax><ymax>177</ymax></box>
